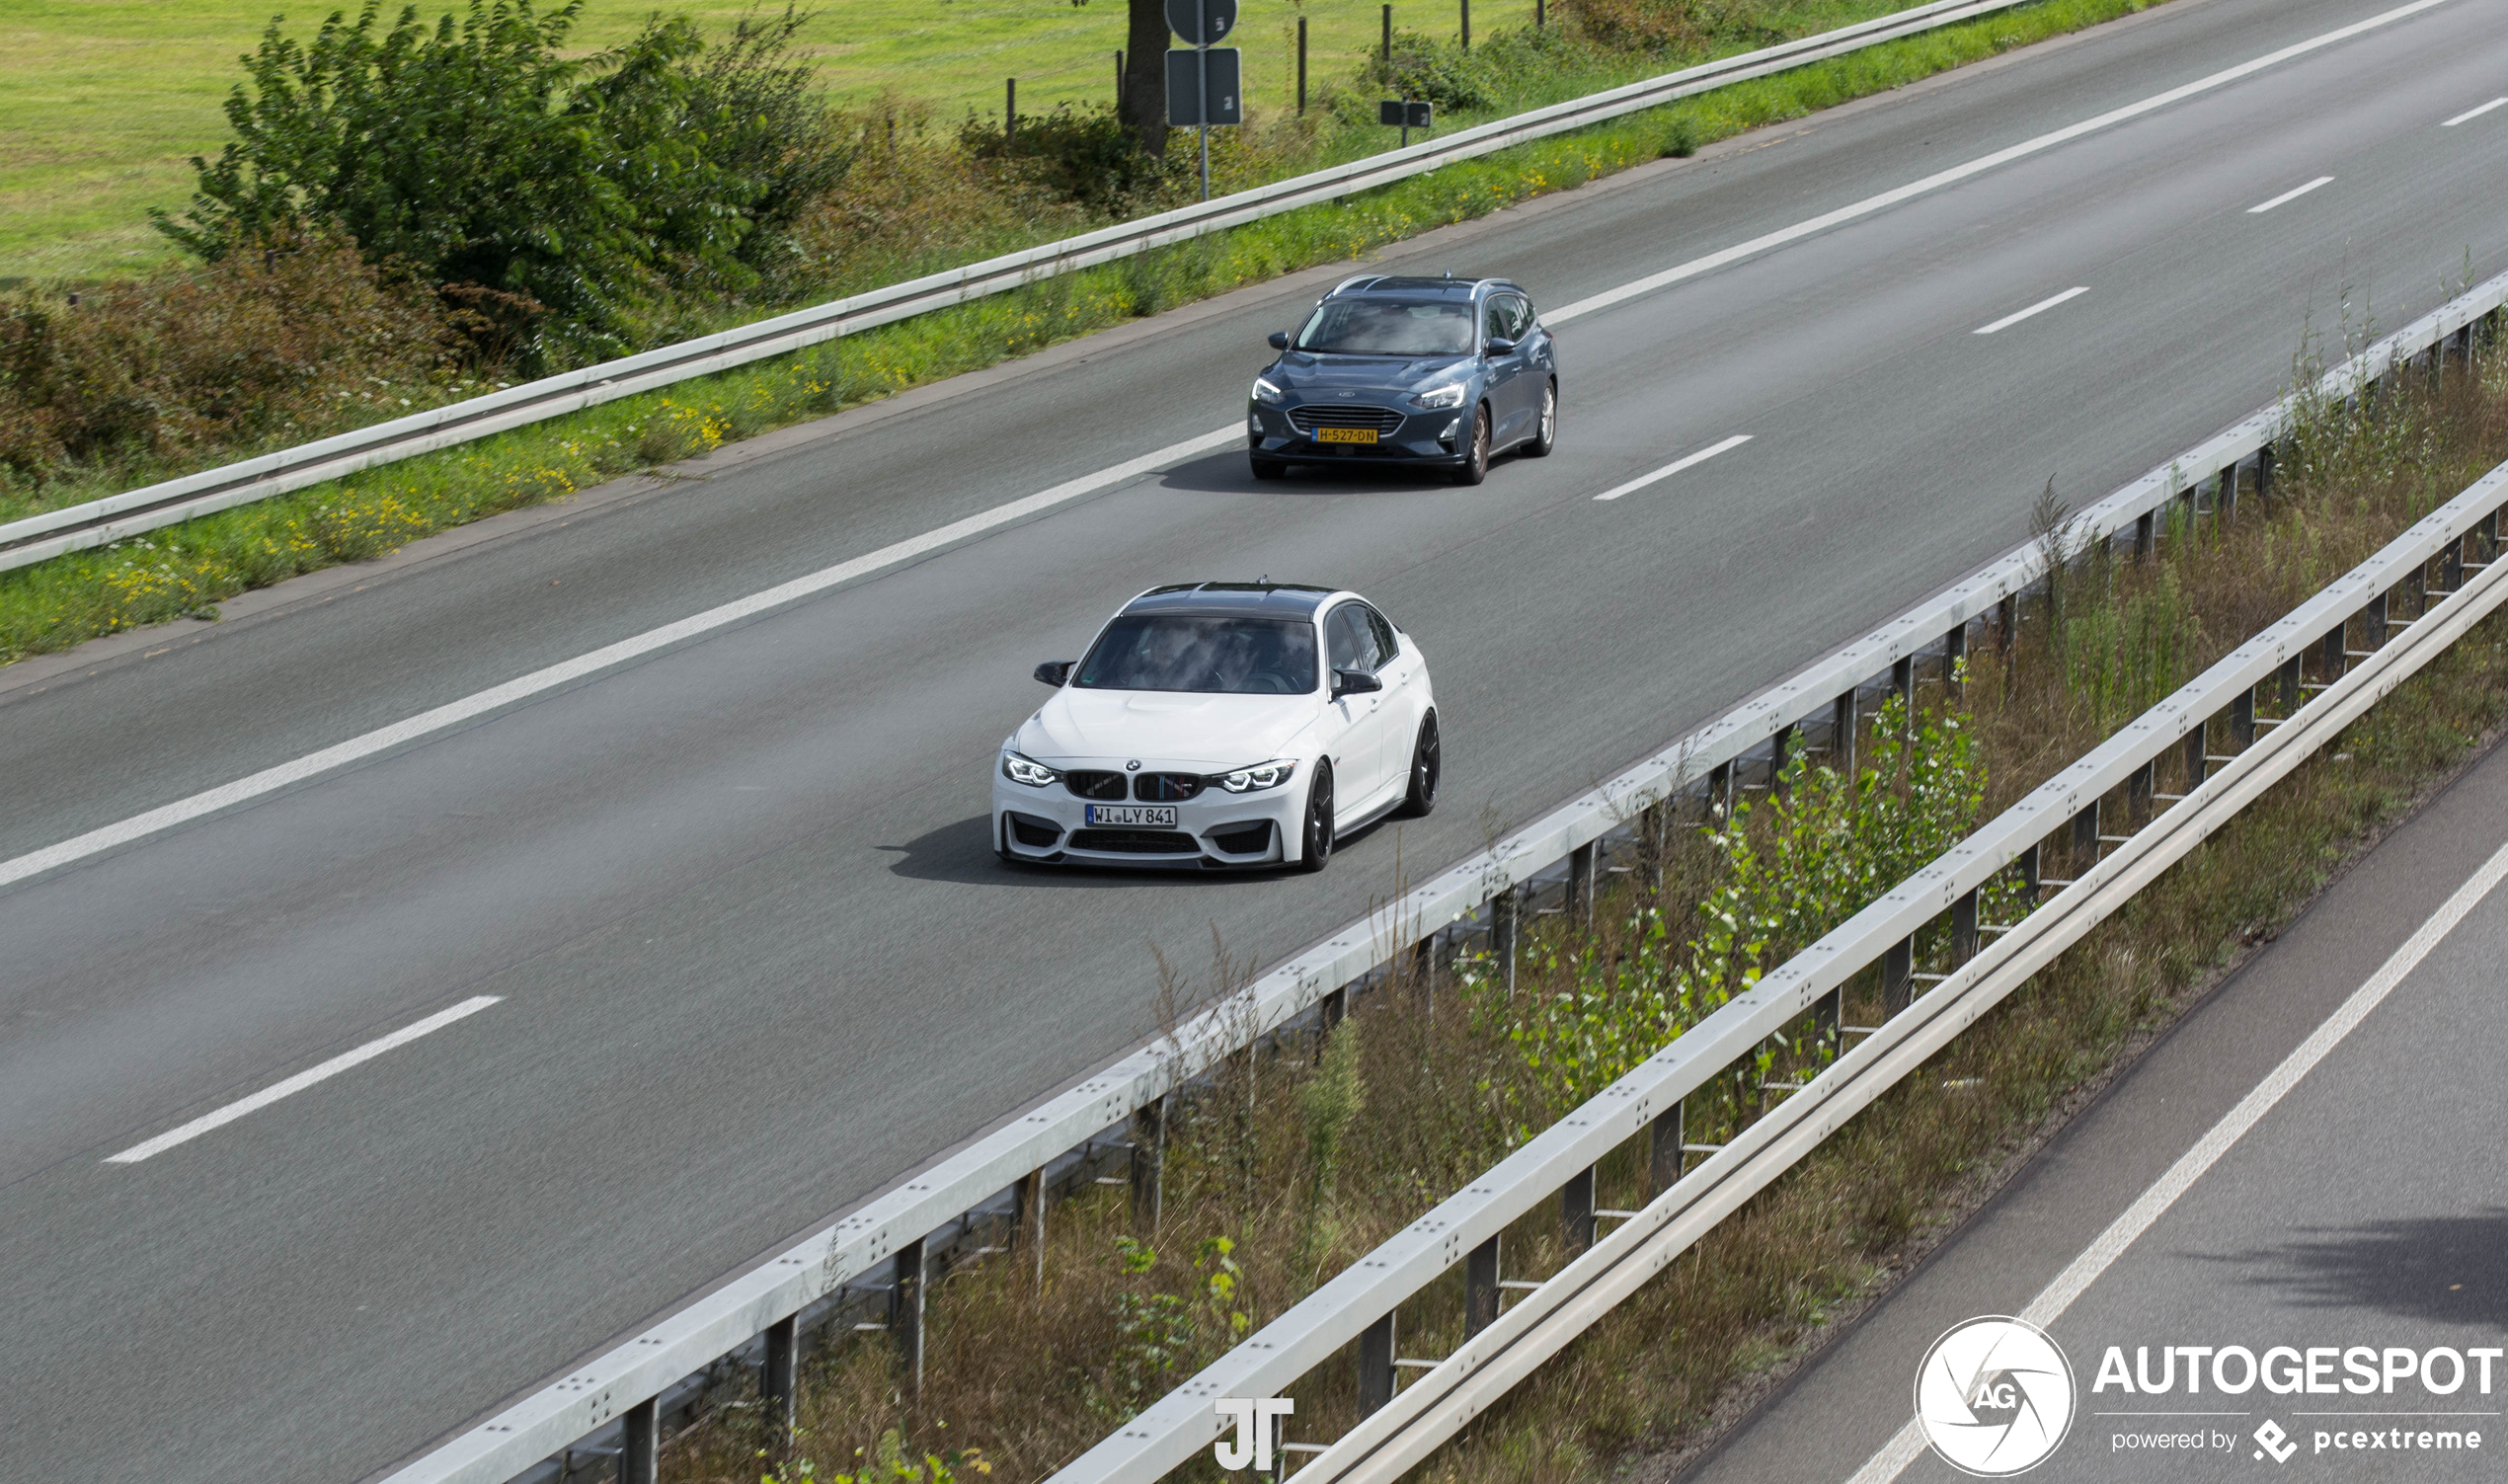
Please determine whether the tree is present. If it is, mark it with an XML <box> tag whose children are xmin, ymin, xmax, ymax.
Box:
<box><xmin>1120</xmin><ymin>0</ymin><xmax>1171</xmax><ymax>159</ymax></box>
<box><xmin>152</xmin><ymin>0</ymin><xmax>772</xmax><ymax>355</ymax></box>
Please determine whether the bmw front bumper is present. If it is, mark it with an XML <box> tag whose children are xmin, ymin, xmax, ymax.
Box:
<box><xmin>993</xmin><ymin>770</ymin><xmax>1304</xmax><ymax>868</ymax></box>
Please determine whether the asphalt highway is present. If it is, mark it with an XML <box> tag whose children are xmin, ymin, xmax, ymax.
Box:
<box><xmin>1678</xmin><ymin>720</ymin><xmax>2508</xmax><ymax>1484</ymax></box>
<box><xmin>5</xmin><ymin>0</ymin><xmax>2508</xmax><ymax>1476</ymax></box>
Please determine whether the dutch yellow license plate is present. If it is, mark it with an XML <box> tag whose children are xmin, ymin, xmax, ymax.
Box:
<box><xmin>1315</xmin><ymin>427</ymin><xmax>1377</xmax><ymax>444</ymax></box>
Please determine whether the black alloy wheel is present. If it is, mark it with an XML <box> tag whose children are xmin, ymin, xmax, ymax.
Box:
<box><xmin>1451</xmin><ymin>405</ymin><xmax>1491</xmax><ymax>486</ymax></box>
<box><xmin>1525</xmin><ymin>381</ymin><xmax>1557</xmax><ymax>457</ymax></box>
<box><xmin>1296</xmin><ymin>762</ymin><xmax>1336</xmax><ymax>872</ymax></box>
<box><xmin>1399</xmin><ymin>712</ymin><xmax>1441</xmax><ymax>818</ymax></box>
<box><xmin>1251</xmin><ymin>455</ymin><xmax>1288</xmax><ymax>480</ymax></box>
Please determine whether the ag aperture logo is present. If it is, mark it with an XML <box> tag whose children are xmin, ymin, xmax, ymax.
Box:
<box><xmin>1916</xmin><ymin>1316</ymin><xmax>2077</xmax><ymax>1476</ymax></box>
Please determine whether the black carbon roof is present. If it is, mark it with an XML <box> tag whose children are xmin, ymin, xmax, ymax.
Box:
<box><xmin>1125</xmin><ymin>582</ymin><xmax>1335</xmax><ymax>618</ymax></box>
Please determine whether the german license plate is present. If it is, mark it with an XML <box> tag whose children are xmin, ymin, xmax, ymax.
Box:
<box><xmin>1085</xmin><ymin>804</ymin><xmax>1177</xmax><ymax>826</ymax></box>
<box><xmin>1315</xmin><ymin>427</ymin><xmax>1377</xmax><ymax>444</ymax></box>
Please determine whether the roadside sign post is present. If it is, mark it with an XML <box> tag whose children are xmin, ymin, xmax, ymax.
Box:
<box><xmin>1165</xmin><ymin>0</ymin><xmax>1239</xmax><ymax>200</ymax></box>
<box><xmin>1378</xmin><ymin>98</ymin><xmax>1432</xmax><ymax>146</ymax></box>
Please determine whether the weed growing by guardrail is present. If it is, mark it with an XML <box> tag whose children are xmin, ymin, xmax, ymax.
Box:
<box><xmin>653</xmin><ymin>341</ymin><xmax>2508</xmax><ymax>1484</ymax></box>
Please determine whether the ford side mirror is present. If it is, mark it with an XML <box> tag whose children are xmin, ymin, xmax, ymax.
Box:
<box><xmin>1034</xmin><ymin>661</ymin><xmax>1074</xmax><ymax>686</ymax></box>
<box><xmin>1483</xmin><ymin>336</ymin><xmax>1517</xmax><ymax>356</ymax></box>
<box><xmin>1268</xmin><ymin>331</ymin><xmax>1291</xmax><ymax>350</ymax></box>
<box><xmin>1331</xmin><ymin>668</ymin><xmax>1382</xmax><ymax>699</ymax></box>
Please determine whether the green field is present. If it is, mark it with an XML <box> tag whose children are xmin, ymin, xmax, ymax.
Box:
<box><xmin>0</xmin><ymin>0</ymin><xmax>1535</xmax><ymax>281</ymax></box>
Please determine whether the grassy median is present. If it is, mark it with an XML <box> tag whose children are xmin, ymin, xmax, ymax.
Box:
<box><xmin>0</xmin><ymin>0</ymin><xmax>2170</xmax><ymax>668</ymax></box>
<box><xmin>630</xmin><ymin>341</ymin><xmax>2508</xmax><ymax>1484</ymax></box>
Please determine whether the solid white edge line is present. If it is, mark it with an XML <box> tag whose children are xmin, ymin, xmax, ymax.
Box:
<box><xmin>2</xmin><ymin>0</ymin><xmax>2464</xmax><ymax>894</ymax></box>
<box><xmin>1594</xmin><ymin>434</ymin><xmax>1754</xmax><ymax>500</ymax></box>
<box><xmin>105</xmin><ymin>994</ymin><xmax>505</xmax><ymax>1163</ymax></box>
<box><xmin>1843</xmin><ymin>835</ymin><xmax>2508</xmax><ymax>1484</ymax></box>
<box><xmin>0</xmin><ymin>426</ymin><xmax>1241</xmax><ymax>893</ymax></box>
<box><xmin>2440</xmin><ymin>97</ymin><xmax>2508</xmax><ymax>126</ymax></box>
<box><xmin>2246</xmin><ymin>175</ymin><xmax>2337</xmax><ymax>213</ymax></box>
<box><xmin>1972</xmin><ymin>286</ymin><xmax>2091</xmax><ymax>336</ymax></box>
<box><xmin>1543</xmin><ymin>0</ymin><xmax>2453</xmax><ymax>327</ymax></box>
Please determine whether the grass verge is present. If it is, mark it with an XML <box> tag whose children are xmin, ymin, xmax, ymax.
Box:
<box><xmin>0</xmin><ymin>0</ymin><xmax>2168</xmax><ymax>667</ymax></box>
<box><xmin>623</xmin><ymin>344</ymin><xmax>2508</xmax><ymax>1484</ymax></box>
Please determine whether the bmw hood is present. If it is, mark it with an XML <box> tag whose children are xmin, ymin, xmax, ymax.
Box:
<box><xmin>1020</xmin><ymin>689</ymin><xmax>1320</xmax><ymax>768</ymax></box>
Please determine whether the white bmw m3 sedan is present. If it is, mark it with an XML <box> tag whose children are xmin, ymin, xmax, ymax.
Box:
<box><xmin>994</xmin><ymin>582</ymin><xmax>1439</xmax><ymax>871</ymax></box>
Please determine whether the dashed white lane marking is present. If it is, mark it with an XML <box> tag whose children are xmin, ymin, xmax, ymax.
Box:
<box><xmin>1973</xmin><ymin>286</ymin><xmax>2090</xmax><ymax>336</ymax></box>
<box><xmin>106</xmin><ymin>995</ymin><xmax>504</xmax><ymax>1163</ymax></box>
<box><xmin>1593</xmin><ymin>435</ymin><xmax>1754</xmax><ymax>501</ymax></box>
<box><xmin>2247</xmin><ymin>175</ymin><xmax>2335</xmax><ymax>213</ymax></box>
<box><xmin>1842</xmin><ymin>836</ymin><xmax>2508</xmax><ymax>1483</ymax></box>
<box><xmin>2441</xmin><ymin>97</ymin><xmax>2507</xmax><ymax>126</ymax></box>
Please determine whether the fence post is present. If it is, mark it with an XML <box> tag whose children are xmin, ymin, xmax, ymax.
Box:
<box><xmin>1459</xmin><ymin>0</ymin><xmax>1469</xmax><ymax>51</ymax></box>
<box><xmin>1466</xmin><ymin>1236</ymin><xmax>1501</xmax><ymax>1334</ymax></box>
<box><xmin>1131</xmin><ymin>1095</ymin><xmax>1168</xmax><ymax>1234</ymax></box>
<box><xmin>892</xmin><ymin>1236</ymin><xmax>926</xmax><ymax>1395</ymax></box>
<box><xmin>1650</xmin><ymin>1100</ymin><xmax>1685</xmax><ymax>1194</ymax></box>
<box><xmin>620</xmin><ymin>1398</ymin><xmax>659</xmax><ymax>1484</ymax></box>
<box><xmin>762</xmin><ymin>1313</ymin><xmax>800</xmax><ymax>1442</ymax></box>
<box><xmin>1883</xmin><ymin>936</ymin><xmax>1915</xmax><ymax>1014</ymax></box>
<box><xmin>1381</xmin><ymin>3</ymin><xmax>1392</xmax><ymax>79</ymax></box>
<box><xmin>1005</xmin><ymin>78</ymin><xmax>1016</xmax><ymax>147</ymax></box>
<box><xmin>1561</xmin><ymin>1165</ymin><xmax>1597</xmax><ymax>1254</ymax></box>
<box><xmin>1359</xmin><ymin>1311</ymin><xmax>1397</xmax><ymax>1414</ymax></box>
<box><xmin>1014</xmin><ymin>1168</ymin><xmax>1047</xmax><ymax>1290</ymax></box>
<box><xmin>1115</xmin><ymin>50</ymin><xmax>1123</xmax><ymax>108</ymax></box>
<box><xmin>1296</xmin><ymin>16</ymin><xmax>1307</xmax><ymax>114</ymax></box>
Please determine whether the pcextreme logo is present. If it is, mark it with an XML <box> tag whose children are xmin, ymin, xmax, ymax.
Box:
<box><xmin>1916</xmin><ymin>1316</ymin><xmax>2078</xmax><ymax>1476</ymax></box>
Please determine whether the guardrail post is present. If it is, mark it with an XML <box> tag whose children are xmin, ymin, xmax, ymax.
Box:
<box><xmin>2481</xmin><ymin>508</ymin><xmax>2501</xmax><ymax>562</ymax></box>
<box><xmin>2364</xmin><ymin>591</ymin><xmax>2389</xmax><ymax>649</ymax></box>
<box><xmin>2406</xmin><ymin>564</ymin><xmax>2427</xmax><ymax>618</ymax></box>
<box><xmin>2018</xmin><ymin>840</ymin><xmax>2041</xmax><ymax>895</ymax></box>
<box><xmin>1892</xmin><ymin>656</ymin><xmax>1915</xmax><ymax>730</ymax></box>
<box><xmin>2444</xmin><ymin>536</ymin><xmax>2465</xmax><ymax>593</ymax></box>
<box><xmin>1770</xmin><ymin>721</ymin><xmax>1797</xmax><ymax>798</ymax></box>
<box><xmin>1812</xmin><ymin>981</ymin><xmax>1841</xmax><ymax>1065</ymax></box>
<box><xmin>2070</xmin><ymin>800</ymin><xmax>2099</xmax><ymax>864</ymax></box>
<box><xmin>1132</xmin><ymin>1094</ymin><xmax>1168</xmax><ymax>1234</ymax></box>
<box><xmin>2133</xmin><ymin>508</ymin><xmax>2155</xmax><ymax>561</ymax></box>
<box><xmin>1562</xmin><ymin>1165</ymin><xmax>1597</xmax><ymax>1253</ymax></box>
<box><xmin>2183</xmin><ymin>724</ymin><xmax>2206</xmax><ymax>790</ymax></box>
<box><xmin>1492</xmin><ymin>886</ymin><xmax>1518</xmax><ymax>993</ymax></box>
<box><xmin>892</xmin><ymin>1236</ymin><xmax>926</xmax><ymax>1394</ymax></box>
<box><xmin>1317</xmin><ymin>984</ymin><xmax>1348</xmax><ymax>1057</ymax></box>
<box><xmin>2321</xmin><ymin>623</ymin><xmax>2346</xmax><ymax>685</ymax></box>
<box><xmin>1359</xmin><ymin>1310</ymin><xmax>1397</xmax><ymax>1414</ymax></box>
<box><xmin>620</xmin><ymin>1398</ymin><xmax>659</xmax><ymax>1484</ymax></box>
<box><xmin>1568</xmin><ymin>840</ymin><xmax>1596</xmax><ymax>923</ymax></box>
<box><xmin>2127</xmin><ymin>760</ymin><xmax>2155</xmax><ymax>823</ymax></box>
<box><xmin>1015</xmin><ymin>1168</ymin><xmax>1046</xmax><ymax>1290</ymax></box>
<box><xmin>1953</xmin><ymin>888</ymin><xmax>1979</xmax><ymax>962</ymax></box>
<box><xmin>2231</xmin><ymin>689</ymin><xmax>2255</xmax><ymax>749</ymax></box>
<box><xmin>1639</xmin><ymin>801</ymin><xmax>1666</xmax><ymax>892</ymax></box>
<box><xmin>1466</xmin><ymin>1235</ymin><xmax>1501</xmax><ymax>1334</ymax></box>
<box><xmin>1997</xmin><ymin>592</ymin><xmax>2019</xmax><ymax>657</ymax></box>
<box><xmin>1831</xmin><ymin>690</ymin><xmax>1857</xmax><ymax>774</ymax></box>
<box><xmin>1708</xmin><ymin>760</ymin><xmax>1734</xmax><ymax>819</ymax></box>
<box><xmin>762</xmin><ymin>1313</ymin><xmax>800</xmax><ymax>1441</ymax></box>
<box><xmin>2221</xmin><ymin>459</ymin><xmax>2240</xmax><ymax>524</ymax></box>
<box><xmin>1650</xmin><ymin>1100</ymin><xmax>1685</xmax><ymax>1193</ymax></box>
<box><xmin>2257</xmin><ymin>441</ymin><xmax>2275</xmax><ymax>501</ymax></box>
<box><xmin>1944</xmin><ymin>622</ymin><xmax>1968</xmax><ymax>696</ymax></box>
<box><xmin>1883</xmin><ymin>936</ymin><xmax>1914</xmax><ymax>1014</ymax></box>
<box><xmin>2277</xmin><ymin>656</ymin><xmax>2302</xmax><ymax>716</ymax></box>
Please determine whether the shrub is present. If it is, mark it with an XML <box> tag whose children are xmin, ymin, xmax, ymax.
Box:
<box><xmin>962</xmin><ymin>103</ymin><xmax>1170</xmax><ymax>215</ymax></box>
<box><xmin>1381</xmin><ymin>31</ymin><xmax>1497</xmax><ymax>111</ymax></box>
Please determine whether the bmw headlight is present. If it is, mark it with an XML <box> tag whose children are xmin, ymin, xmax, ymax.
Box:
<box><xmin>1215</xmin><ymin>758</ymin><xmax>1297</xmax><ymax>793</ymax></box>
<box><xmin>1409</xmin><ymin>382</ymin><xmax>1469</xmax><ymax>411</ymax></box>
<box><xmin>1251</xmin><ymin>376</ymin><xmax>1288</xmax><ymax>406</ymax></box>
<box><xmin>1001</xmin><ymin>751</ymin><xmax>1060</xmax><ymax>787</ymax></box>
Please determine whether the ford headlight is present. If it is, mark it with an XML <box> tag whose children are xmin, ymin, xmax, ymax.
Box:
<box><xmin>1251</xmin><ymin>376</ymin><xmax>1288</xmax><ymax>406</ymax></box>
<box><xmin>1409</xmin><ymin>382</ymin><xmax>1469</xmax><ymax>411</ymax></box>
<box><xmin>1215</xmin><ymin>758</ymin><xmax>1297</xmax><ymax>793</ymax></box>
<box><xmin>1001</xmin><ymin>751</ymin><xmax>1060</xmax><ymax>787</ymax></box>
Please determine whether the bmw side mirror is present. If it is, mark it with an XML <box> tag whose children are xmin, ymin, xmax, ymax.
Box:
<box><xmin>1331</xmin><ymin>668</ymin><xmax>1382</xmax><ymax>699</ymax></box>
<box><xmin>1268</xmin><ymin>331</ymin><xmax>1291</xmax><ymax>350</ymax></box>
<box><xmin>1483</xmin><ymin>336</ymin><xmax>1517</xmax><ymax>356</ymax></box>
<box><xmin>1034</xmin><ymin>661</ymin><xmax>1074</xmax><ymax>686</ymax></box>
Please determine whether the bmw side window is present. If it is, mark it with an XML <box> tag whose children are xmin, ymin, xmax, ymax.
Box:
<box><xmin>1326</xmin><ymin>606</ymin><xmax>1369</xmax><ymax>674</ymax></box>
<box><xmin>1362</xmin><ymin>606</ymin><xmax>1399</xmax><ymax>665</ymax></box>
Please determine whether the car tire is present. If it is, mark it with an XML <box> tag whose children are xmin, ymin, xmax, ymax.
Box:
<box><xmin>1451</xmin><ymin>405</ymin><xmax>1491</xmax><ymax>486</ymax></box>
<box><xmin>1250</xmin><ymin>456</ymin><xmax>1289</xmax><ymax>480</ymax></box>
<box><xmin>1524</xmin><ymin>381</ymin><xmax>1557</xmax><ymax>457</ymax></box>
<box><xmin>1398</xmin><ymin>712</ymin><xmax>1441</xmax><ymax>818</ymax></box>
<box><xmin>1295</xmin><ymin>762</ymin><xmax>1335</xmax><ymax>872</ymax></box>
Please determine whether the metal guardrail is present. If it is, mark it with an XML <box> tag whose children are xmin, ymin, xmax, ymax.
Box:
<box><xmin>1282</xmin><ymin>462</ymin><xmax>2508</xmax><ymax>1484</ymax></box>
<box><xmin>373</xmin><ymin>270</ymin><xmax>2508</xmax><ymax>1483</ymax></box>
<box><xmin>4</xmin><ymin>0</ymin><xmax>2040</xmax><ymax>579</ymax></box>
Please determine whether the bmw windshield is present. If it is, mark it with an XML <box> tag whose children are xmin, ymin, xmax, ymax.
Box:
<box><xmin>1293</xmin><ymin>300</ymin><xmax>1475</xmax><ymax>356</ymax></box>
<box><xmin>1074</xmin><ymin>616</ymin><xmax>1318</xmax><ymax>695</ymax></box>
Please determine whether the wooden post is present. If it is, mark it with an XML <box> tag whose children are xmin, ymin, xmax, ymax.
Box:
<box><xmin>1296</xmin><ymin>17</ymin><xmax>1307</xmax><ymax>114</ymax></box>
